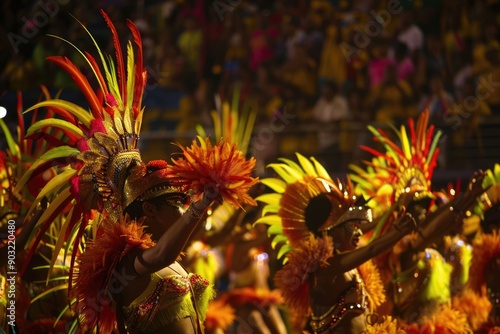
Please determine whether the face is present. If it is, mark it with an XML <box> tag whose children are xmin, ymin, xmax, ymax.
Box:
<box><xmin>329</xmin><ymin>220</ymin><xmax>365</xmax><ymax>252</ymax></box>
<box><xmin>143</xmin><ymin>200</ymin><xmax>183</xmax><ymax>239</ymax></box>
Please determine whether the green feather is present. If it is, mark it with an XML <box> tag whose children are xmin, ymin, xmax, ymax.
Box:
<box><xmin>26</xmin><ymin>119</ymin><xmax>84</xmax><ymax>139</ymax></box>
<box><xmin>272</xmin><ymin>234</ymin><xmax>288</xmax><ymax>248</ymax></box>
<box><xmin>24</xmin><ymin>99</ymin><xmax>92</xmax><ymax>128</ymax></box>
<box><xmin>254</xmin><ymin>215</ymin><xmax>282</xmax><ymax>226</ymax></box>
<box><xmin>46</xmin><ymin>33</ymin><xmax>106</xmax><ymax>95</ymax></box>
<box><xmin>0</xmin><ymin>118</ymin><xmax>18</xmax><ymax>154</ymax></box>
<box><xmin>126</xmin><ymin>41</ymin><xmax>135</xmax><ymax>111</ymax></box>
<box><xmin>426</xmin><ymin>129</ymin><xmax>443</xmax><ymax>165</ymax></box>
<box><xmin>15</xmin><ymin>146</ymin><xmax>80</xmax><ymax>194</ymax></box>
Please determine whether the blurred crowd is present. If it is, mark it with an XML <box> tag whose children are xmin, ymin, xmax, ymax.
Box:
<box><xmin>1</xmin><ymin>0</ymin><xmax>500</xmax><ymax>171</ymax></box>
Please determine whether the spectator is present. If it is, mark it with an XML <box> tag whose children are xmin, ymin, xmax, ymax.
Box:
<box><xmin>249</xmin><ymin>14</ymin><xmax>276</xmax><ymax>71</ymax></box>
<box><xmin>478</xmin><ymin>46</ymin><xmax>500</xmax><ymax>115</ymax></box>
<box><xmin>312</xmin><ymin>80</ymin><xmax>350</xmax><ymax>155</ymax></box>
<box><xmin>448</xmin><ymin>77</ymin><xmax>491</xmax><ymax>166</ymax></box>
<box><xmin>472</xmin><ymin>19</ymin><xmax>500</xmax><ymax>76</ymax></box>
<box><xmin>367</xmin><ymin>38</ymin><xmax>393</xmax><ymax>88</ymax></box>
<box><xmin>369</xmin><ymin>64</ymin><xmax>414</xmax><ymax>123</ymax></box>
<box><xmin>177</xmin><ymin>15</ymin><xmax>204</xmax><ymax>77</ymax></box>
<box><xmin>394</xmin><ymin>10</ymin><xmax>424</xmax><ymax>58</ymax></box>
<box><xmin>392</xmin><ymin>41</ymin><xmax>416</xmax><ymax>83</ymax></box>
<box><xmin>281</xmin><ymin>15</ymin><xmax>305</xmax><ymax>61</ymax></box>
<box><xmin>418</xmin><ymin>73</ymin><xmax>455</xmax><ymax>123</ymax></box>
<box><xmin>318</xmin><ymin>22</ymin><xmax>347</xmax><ymax>92</ymax></box>
<box><xmin>280</xmin><ymin>43</ymin><xmax>317</xmax><ymax>99</ymax></box>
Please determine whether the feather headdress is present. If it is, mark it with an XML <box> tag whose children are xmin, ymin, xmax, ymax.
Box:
<box><xmin>473</xmin><ymin>164</ymin><xmax>500</xmax><ymax>229</ymax></box>
<box><xmin>349</xmin><ymin>110</ymin><xmax>442</xmax><ymax>237</ymax></box>
<box><xmin>255</xmin><ymin>153</ymin><xmax>368</xmax><ymax>261</ymax></box>
<box><xmin>14</xmin><ymin>10</ymin><xmax>182</xmax><ymax>281</ymax></box>
<box><xmin>255</xmin><ymin>153</ymin><xmax>373</xmax><ymax>329</ymax></box>
<box><xmin>0</xmin><ymin>93</ymin><xmax>57</xmax><ymax>238</ymax></box>
<box><xmin>12</xmin><ymin>10</ymin><xmax>259</xmax><ymax>334</ymax></box>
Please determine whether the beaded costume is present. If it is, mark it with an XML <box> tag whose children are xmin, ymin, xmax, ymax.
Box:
<box><xmin>255</xmin><ymin>153</ymin><xmax>385</xmax><ymax>333</ymax></box>
<box><xmin>123</xmin><ymin>270</ymin><xmax>214</xmax><ymax>331</ymax></box>
<box><xmin>349</xmin><ymin>110</ymin><xmax>482</xmax><ymax>332</ymax></box>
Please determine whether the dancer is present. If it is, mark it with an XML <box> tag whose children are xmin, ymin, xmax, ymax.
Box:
<box><xmin>16</xmin><ymin>10</ymin><xmax>258</xmax><ymax>334</ymax></box>
<box><xmin>465</xmin><ymin>164</ymin><xmax>500</xmax><ymax>331</ymax></box>
<box><xmin>350</xmin><ymin>110</ymin><xmax>487</xmax><ymax>329</ymax></box>
<box><xmin>255</xmin><ymin>153</ymin><xmax>416</xmax><ymax>333</ymax></box>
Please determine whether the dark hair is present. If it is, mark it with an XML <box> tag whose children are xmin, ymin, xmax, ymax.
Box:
<box><xmin>304</xmin><ymin>193</ymin><xmax>332</xmax><ymax>237</ymax></box>
<box><xmin>393</xmin><ymin>41</ymin><xmax>409</xmax><ymax>59</ymax></box>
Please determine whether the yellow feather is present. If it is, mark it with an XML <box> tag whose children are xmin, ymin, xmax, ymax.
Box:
<box><xmin>26</xmin><ymin>119</ymin><xmax>84</xmax><ymax>138</ymax></box>
<box><xmin>211</xmin><ymin>110</ymin><xmax>221</xmax><ymax>141</ymax></box>
<box><xmin>254</xmin><ymin>215</ymin><xmax>282</xmax><ymax>226</ymax></box>
<box><xmin>400</xmin><ymin>125</ymin><xmax>412</xmax><ymax>160</ymax></box>
<box><xmin>126</xmin><ymin>42</ymin><xmax>135</xmax><ymax>111</ymax></box>
<box><xmin>296</xmin><ymin>153</ymin><xmax>318</xmax><ymax>177</ymax></box>
<box><xmin>260</xmin><ymin>178</ymin><xmax>287</xmax><ymax>193</ymax></box>
<box><xmin>267</xmin><ymin>164</ymin><xmax>302</xmax><ymax>184</ymax></box>
<box><xmin>311</xmin><ymin>157</ymin><xmax>331</xmax><ymax>180</ymax></box>
<box><xmin>24</xmin><ymin>100</ymin><xmax>93</xmax><ymax>128</ymax></box>
<box><xmin>255</xmin><ymin>193</ymin><xmax>282</xmax><ymax>205</ymax></box>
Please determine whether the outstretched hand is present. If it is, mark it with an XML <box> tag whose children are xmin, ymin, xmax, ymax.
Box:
<box><xmin>202</xmin><ymin>183</ymin><xmax>223</xmax><ymax>206</ymax></box>
<box><xmin>393</xmin><ymin>212</ymin><xmax>417</xmax><ymax>235</ymax></box>
<box><xmin>467</xmin><ymin>169</ymin><xmax>487</xmax><ymax>198</ymax></box>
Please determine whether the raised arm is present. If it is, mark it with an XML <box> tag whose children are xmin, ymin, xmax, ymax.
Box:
<box><xmin>328</xmin><ymin>213</ymin><xmax>416</xmax><ymax>273</ymax></box>
<box><xmin>133</xmin><ymin>188</ymin><xmax>220</xmax><ymax>276</ymax></box>
<box><xmin>410</xmin><ymin>170</ymin><xmax>487</xmax><ymax>252</ymax></box>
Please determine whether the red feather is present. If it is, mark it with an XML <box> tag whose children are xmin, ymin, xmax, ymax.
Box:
<box><xmin>25</xmin><ymin>132</ymin><xmax>74</xmax><ymax>148</ymax></box>
<box><xmin>20</xmin><ymin>196</ymin><xmax>73</xmax><ymax>277</ymax></box>
<box><xmin>408</xmin><ymin>117</ymin><xmax>416</xmax><ymax>151</ymax></box>
<box><xmin>100</xmin><ymin>10</ymin><xmax>126</xmax><ymax>107</ymax></box>
<box><xmin>85</xmin><ymin>51</ymin><xmax>109</xmax><ymax>96</ymax></box>
<box><xmin>47</xmin><ymin>56</ymin><xmax>101</xmax><ymax>117</ymax></box>
<box><xmin>360</xmin><ymin>145</ymin><xmax>384</xmax><ymax>158</ymax></box>
<box><xmin>46</xmin><ymin>105</ymin><xmax>78</xmax><ymax>125</ymax></box>
<box><xmin>126</xmin><ymin>19</ymin><xmax>145</xmax><ymax>112</ymax></box>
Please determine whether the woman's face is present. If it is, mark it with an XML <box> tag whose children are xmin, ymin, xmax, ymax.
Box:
<box><xmin>143</xmin><ymin>201</ymin><xmax>183</xmax><ymax>238</ymax></box>
<box><xmin>330</xmin><ymin>220</ymin><xmax>365</xmax><ymax>252</ymax></box>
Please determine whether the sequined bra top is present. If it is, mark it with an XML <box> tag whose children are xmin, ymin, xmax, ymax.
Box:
<box><xmin>123</xmin><ymin>270</ymin><xmax>214</xmax><ymax>332</ymax></box>
<box><xmin>309</xmin><ymin>270</ymin><xmax>367</xmax><ymax>333</ymax></box>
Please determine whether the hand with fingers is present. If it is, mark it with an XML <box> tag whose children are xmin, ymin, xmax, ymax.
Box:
<box><xmin>393</xmin><ymin>212</ymin><xmax>417</xmax><ymax>235</ymax></box>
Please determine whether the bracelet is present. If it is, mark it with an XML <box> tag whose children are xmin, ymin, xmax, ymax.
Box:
<box><xmin>415</xmin><ymin>228</ymin><xmax>426</xmax><ymax>239</ymax></box>
<box><xmin>188</xmin><ymin>203</ymin><xmax>206</xmax><ymax>219</ymax></box>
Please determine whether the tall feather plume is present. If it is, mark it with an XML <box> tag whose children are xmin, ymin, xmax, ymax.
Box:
<box><xmin>126</xmin><ymin>19</ymin><xmax>145</xmax><ymax>113</ymax></box>
<box><xmin>349</xmin><ymin>109</ymin><xmax>442</xmax><ymax>238</ymax></box>
<box><xmin>100</xmin><ymin>9</ymin><xmax>126</xmax><ymax>109</ymax></box>
<box><xmin>16</xmin><ymin>11</ymin><xmax>149</xmax><ymax>280</ymax></box>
